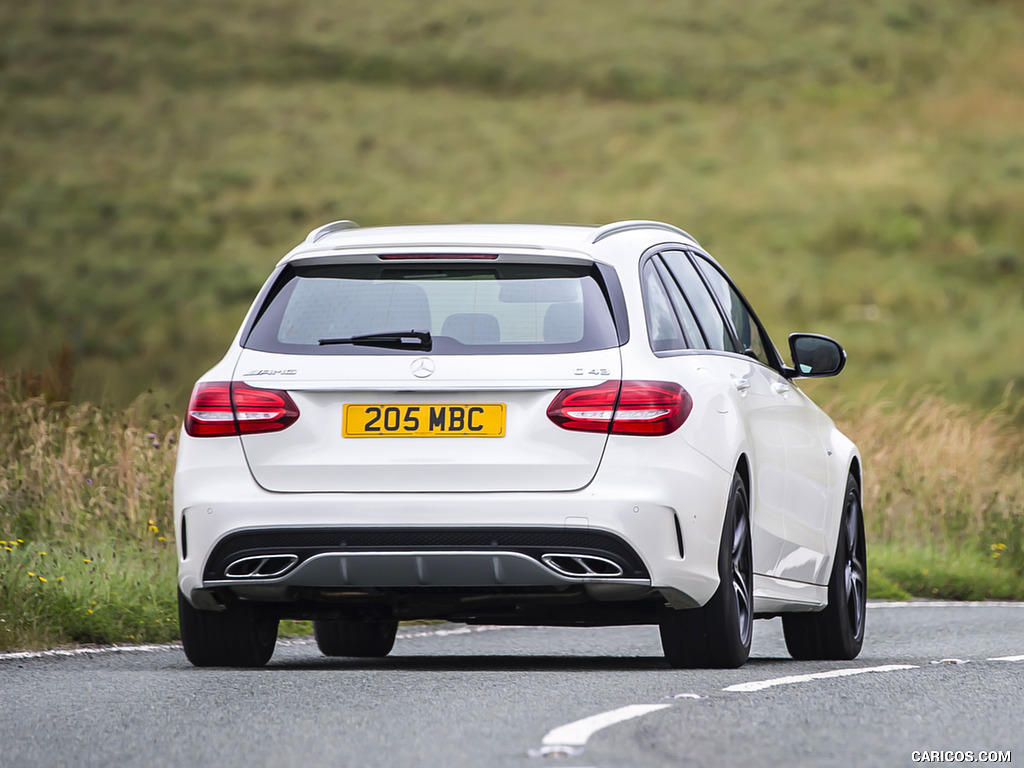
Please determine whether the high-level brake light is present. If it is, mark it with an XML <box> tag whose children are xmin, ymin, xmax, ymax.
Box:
<box><xmin>377</xmin><ymin>253</ymin><xmax>499</xmax><ymax>260</ymax></box>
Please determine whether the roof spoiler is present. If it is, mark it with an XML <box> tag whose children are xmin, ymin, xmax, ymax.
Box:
<box><xmin>304</xmin><ymin>220</ymin><xmax>360</xmax><ymax>243</ymax></box>
<box><xmin>592</xmin><ymin>220</ymin><xmax>699</xmax><ymax>245</ymax></box>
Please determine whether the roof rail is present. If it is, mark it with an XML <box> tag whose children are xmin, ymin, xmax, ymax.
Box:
<box><xmin>304</xmin><ymin>220</ymin><xmax>360</xmax><ymax>243</ymax></box>
<box><xmin>591</xmin><ymin>220</ymin><xmax>699</xmax><ymax>245</ymax></box>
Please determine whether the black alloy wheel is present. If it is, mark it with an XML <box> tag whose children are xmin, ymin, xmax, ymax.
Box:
<box><xmin>313</xmin><ymin>618</ymin><xmax>399</xmax><ymax>658</ymax></box>
<box><xmin>178</xmin><ymin>589</ymin><xmax>279</xmax><ymax>668</ymax></box>
<box><xmin>783</xmin><ymin>473</ymin><xmax>866</xmax><ymax>660</ymax></box>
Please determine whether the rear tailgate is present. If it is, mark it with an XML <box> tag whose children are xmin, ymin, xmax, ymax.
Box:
<box><xmin>234</xmin><ymin>351</ymin><xmax>621</xmax><ymax>492</ymax></box>
<box><xmin>231</xmin><ymin>253</ymin><xmax>626</xmax><ymax>493</ymax></box>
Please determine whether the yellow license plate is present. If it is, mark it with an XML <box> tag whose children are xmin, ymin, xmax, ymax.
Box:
<box><xmin>343</xmin><ymin>403</ymin><xmax>506</xmax><ymax>437</ymax></box>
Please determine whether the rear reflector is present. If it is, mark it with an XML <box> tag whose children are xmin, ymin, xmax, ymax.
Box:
<box><xmin>547</xmin><ymin>380</ymin><xmax>692</xmax><ymax>436</ymax></box>
<box><xmin>185</xmin><ymin>382</ymin><xmax>299</xmax><ymax>437</ymax></box>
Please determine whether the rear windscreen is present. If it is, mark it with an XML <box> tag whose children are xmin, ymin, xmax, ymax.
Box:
<box><xmin>243</xmin><ymin>262</ymin><xmax>620</xmax><ymax>355</ymax></box>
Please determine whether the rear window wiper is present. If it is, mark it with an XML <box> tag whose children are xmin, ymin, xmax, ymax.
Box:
<box><xmin>318</xmin><ymin>330</ymin><xmax>432</xmax><ymax>351</ymax></box>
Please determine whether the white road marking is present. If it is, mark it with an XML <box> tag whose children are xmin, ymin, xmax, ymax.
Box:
<box><xmin>868</xmin><ymin>601</ymin><xmax>1024</xmax><ymax>609</ymax></box>
<box><xmin>397</xmin><ymin>624</ymin><xmax>529</xmax><ymax>640</ymax></box>
<box><xmin>0</xmin><ymin>625</ymin><xmax>517</xmax><ymax>663</ymax></box>
<box><xmin>0</xmin><ymin>643</ymin><xmax>183</xmax><ymax>662</ymax></box>
<box><xmin>988</xmin><ymin>654</ymin><xmax>1024</xmax><ymax>662</ymax></box>
<box><xmin>723</xmin><ymin>664</ymin><xmax>918</xmax><ymax>693</ymax></box>
<box><xmin>540</xmin><ymin>704</ymin><xmax>671</xmax><ymax>748</ymax></box>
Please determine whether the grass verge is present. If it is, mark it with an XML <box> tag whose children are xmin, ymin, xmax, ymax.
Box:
<box><xmin>0</xmin><ymin>538</ymin><xmax>178</xmax><ymax>649</ymax></box>
<box><xmin>869</xmin><ymin>542</ymin><xmax>1023</xmax><ymax>602</ymax></box>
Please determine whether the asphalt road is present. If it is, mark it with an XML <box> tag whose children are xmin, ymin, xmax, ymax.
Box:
<box><xmin>1</xmin><ymin>602</ymin><xmax>1022</xmax><ymax>768</ymax></box>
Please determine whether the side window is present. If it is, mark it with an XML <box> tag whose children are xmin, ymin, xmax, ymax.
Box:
<box><xmin>694</xmin><ymin>256</ymin><xmax>773</xmax><ymax>366</ymax></box>
<box><xmin>641</xmin><ymin>260</ymin><xmax>685</xmax><ymax>352</ymax></box>
<box><xmin>654</xmin><ymin>257</ymin><xmax>708</xmax><ymax>350</ymax></box>
<box><xmin>660</xmin><ymin>251</ymin><xmax>738</xmax><ymax>354</ymax></box>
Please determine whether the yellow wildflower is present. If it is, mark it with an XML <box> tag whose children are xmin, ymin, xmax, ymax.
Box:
<box><xmin>38</xmin><ymin>576</ymin><xmax>47</xmax><ymax>583</ymax></box>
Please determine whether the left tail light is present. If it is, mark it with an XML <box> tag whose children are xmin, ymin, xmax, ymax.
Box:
<box><xmin>547</xmin><ymin>380</ymin><xmax>692</xmax><ymax>436</ymax></box>
<box><xmin>185</xmin><ymin>381</ymin><xmax>299</xmax><ymax>437</ymax></box>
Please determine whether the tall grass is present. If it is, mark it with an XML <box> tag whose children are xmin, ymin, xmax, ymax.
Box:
<box><xmin>0</xmin><ymin>364</ymin><xmax>179</xmax><ymax>542</ymax></box>
<box><xmin>829</xmin><ymin>387</ymin><xmax>1024</xmax><ymax>599</ymax></box>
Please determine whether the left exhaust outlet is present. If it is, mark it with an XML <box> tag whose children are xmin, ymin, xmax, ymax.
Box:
<box><xmin>223</xmin><ymin>554</ymin><xmax>299</xmax><ymax>579</ymax></box>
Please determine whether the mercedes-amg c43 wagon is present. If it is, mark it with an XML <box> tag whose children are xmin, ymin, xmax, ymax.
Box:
<box><xmin>175</xmin><ymin>219</ymin><xmax>865</xmax><ymax>668</ymax></box>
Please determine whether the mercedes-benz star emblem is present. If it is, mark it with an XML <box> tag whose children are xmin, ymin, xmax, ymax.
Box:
<box><xmin>411</xmin><ymin>357</ymin><xmax>435</xmax><ymax>378</ymax></box>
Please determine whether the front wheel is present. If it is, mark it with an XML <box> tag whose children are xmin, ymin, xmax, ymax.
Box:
<box><xmin>659</xmin><ymin>472</ymin><xmax>753</xmax><ymax>669</ymax></box>
<box><xmin>314</xmin><ymin>618</ymin><xmax>399</xmax><ymax>658</ymax></box>
<box><xmin>178</xmin><ymin>589</ymin><xmax>278</xmax><ymax>668</ymax></box>
<box><xmin>783</xmin><ymin>473</ymin><xmax>866</xmax><ymax>660</ymax></box>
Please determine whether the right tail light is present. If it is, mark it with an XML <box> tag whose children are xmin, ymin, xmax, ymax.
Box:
<box><xmin>547</xmin><ymin>380</ymin><xmax>692</xmax><ymax>436</ymax></box>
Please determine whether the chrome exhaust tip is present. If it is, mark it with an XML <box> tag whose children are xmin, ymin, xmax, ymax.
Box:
<box><xmin>540</xmin><ymin>553</ymin><xmax>624</xmax><ymax>578</ymax></box>
<box><xmin>224</xmin><ymin>554</ymin><xmax>299</xmax><ymax>579</ymax></box>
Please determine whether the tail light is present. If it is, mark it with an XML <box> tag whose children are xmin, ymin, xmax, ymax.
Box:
<box><xmin>547</xmin><ymin>380</ymin><xmax>691</xmax><ymax>436</ymax></box>
<box><xmin>185</xmin><ymin>382</ymin><xmax>299</xmax><ymax>437</ymax></box>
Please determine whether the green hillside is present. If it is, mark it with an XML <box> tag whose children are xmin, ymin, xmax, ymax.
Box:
<box><xmin>2</xmin><ymin>0</ymin><xmax>1022</xmax><ymax>407</ymax></box>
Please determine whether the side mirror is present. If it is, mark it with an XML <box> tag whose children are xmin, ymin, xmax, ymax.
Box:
<box><xmin>785</xmin><ymin>333</ymin><xmax>847</xmax><ymax>378</ymax></box>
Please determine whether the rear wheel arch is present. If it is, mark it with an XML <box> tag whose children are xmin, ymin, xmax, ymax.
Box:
<box><xmin>848</xmin><ymin>456</ymin><xmax>863</xmax><ymax>494</ymax></box>
<box><xmin>733</xmin><ymin>453</ymin><xmax>753</xmax><ymax>533</ymax></box>
<box><xmin>734</xmin><ymin>454</ymin><xmax>751</xmax><ymax>504</ymax></box>
<box><xmin>659</xmin><ymin>469</ymin><xmax>753</xmax><ymax>668</ymax></box>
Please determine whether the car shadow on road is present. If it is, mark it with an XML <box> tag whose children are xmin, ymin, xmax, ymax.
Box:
<box><xmin>263</xmin><ymin>654</ymin><xmax>675</xmax><ymax>672</ymax></box>
<box><xmin>257</xmin><ymin>654</ymin><xmax>809</xmax><ymax>673</ymax></box>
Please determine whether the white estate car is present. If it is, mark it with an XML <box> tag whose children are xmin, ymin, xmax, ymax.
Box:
<box><xmin>174</xmin><ymin>219</ymin><xmax>866</xmax><ymax>669</ymax></box>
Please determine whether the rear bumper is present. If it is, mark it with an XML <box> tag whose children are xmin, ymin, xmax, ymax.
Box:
<box><xmin>174</xmin><ymin>433</ymin><xmax>732</xmax><ymax>613</ymax></box>
<box><xmin>201</xmin><ymin>526</ymin><xmax>650</xmax><ymax>584</ymax></box>
<box><xmin>206</xmin><ymin>549</ymin><xmax>650</xmax><ymax>590</ymax></box>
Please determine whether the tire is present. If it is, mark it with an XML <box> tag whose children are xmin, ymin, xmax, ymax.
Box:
<box><xmin>659</xmin><ymin>472</ymin><xmax>753</xmax><ymax>669</ymax></box>
<box><xmin>314</xmin><ymin>619</ymin><xmax>399</xmax><ymax>658</ymax></box>
<box><xmin>177</xmin><ymin>589</ymin><xmax>278</xmax><ymax>668</ymax></box>
<box><xmin>783</xmin><ymin>474</ymin><xmax>867</xmax><ymax>660</ymax></box>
